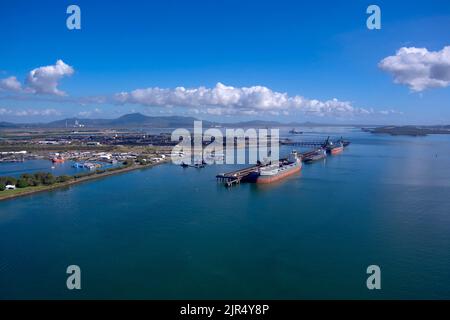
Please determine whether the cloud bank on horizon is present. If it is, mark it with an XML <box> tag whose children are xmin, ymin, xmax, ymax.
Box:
<box><xmin>379</xmin><ymin>46</ymin><xmax>450</xmax><ymax>92</ymax></box>
<box><xmin>115</xmin><ymin>82</ymin><xmax>396</xmax><ymax>117</ymax></box>
<box><xmin>2</xmin><ymin>60</ymin><xmax>394</xmax><ymax>118</ymax></box>
<box><xmin>0</xmin><ymin>107</ymin><xmax>61</xmax><ymax>117</ymax></box>
<box><xmin>7</xmin><ymin>47</ymin><xmax>450</xmax><ymax>119</ymax></box>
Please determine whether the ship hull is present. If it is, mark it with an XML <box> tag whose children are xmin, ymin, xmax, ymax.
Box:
<box><xmin>303</xmin><ymin>149</ymin><xmax>327</xmax><ymax>163</ymax></box>
<box><xmin>330</xmin><ymin>146</ymin><xmax>343</xmax><ymax>155</ymax></box>
<box><xmin>256</xmin><ymin>165</ymin><xmax>301</xmax><ymax>183</ymax></box>
<box><xmin>304</xmin><ymin>154</ymin><xmax>326</xmax><ymax>163</ymax></box>
<box><xmin>250</xmin><ymin>162</ymin><xmax>302</xmax><ymax>184</ymax></box>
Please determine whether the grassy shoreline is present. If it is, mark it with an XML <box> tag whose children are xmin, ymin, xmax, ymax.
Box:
<box><xmin>0</xmin><ymin>160</ymin><xmax>169</xmax><ymax>202</ymax></box>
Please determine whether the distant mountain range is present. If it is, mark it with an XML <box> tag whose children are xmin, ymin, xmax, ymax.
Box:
<box><xmin>1</xmin><ymin>113</ymin><xmax>206</xmax><ymax>129</ymax></box>
<box><xmin>47</xmin><ymin>113</ymin><xmax>207</xmax><ymax>128</ymax></box>
<box><xmin>0</xmin><ymin>112</ymin><xmax>373</xmax><ymax>129</ymax></box>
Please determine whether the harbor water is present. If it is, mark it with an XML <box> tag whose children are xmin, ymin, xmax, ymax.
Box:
<box><xmin>0</xmin><ymin>159</ymin><xmax>113</xmax><ymax>178</ymax></box>
<box><xmin>1</xmin><ymin>129</ymin><xmax>450</xmax><ymax>299</ymax></box>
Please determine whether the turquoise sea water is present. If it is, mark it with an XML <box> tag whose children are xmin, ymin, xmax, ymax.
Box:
<box><xmin>0</xmin><ymin>159</ymin><xmax>107</xmax><ymax>178</ymax></box>
<box><xmin>0</xmin><ymin>159</ymin><xmax>115</xmax><ymax>178</ymax></box>
<box><xmin>1</xmin><ymin>129</ymin><xmax>450</xmax><ymax>299</ymax></box>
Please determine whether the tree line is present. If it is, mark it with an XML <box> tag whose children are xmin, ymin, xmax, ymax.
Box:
<box><xmin>0</xmin><ymin>160</ymin><xmax>134</xmax><ymax>192</ymax></box>
<box><xmin>0</xmin><ymin>172</ymin><xmax>73</xmax><ymax>191</ymax></box>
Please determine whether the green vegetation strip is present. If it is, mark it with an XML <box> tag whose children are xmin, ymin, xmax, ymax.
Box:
<box><xmin>0</xmin><ymin>160</ymin><xmax>167</xmax><ymax>202</ymax></box>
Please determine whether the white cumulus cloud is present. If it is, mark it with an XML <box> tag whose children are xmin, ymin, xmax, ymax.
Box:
<box><xmin>0</xmin><ymin>107</ymin><xmax>61</xmax><ymax>117</ymax></box>
<box><xmin>16</xmin><ymin>108</ymin><xmax>62</xmax><ymax>117</ymax></box>
<box><xmin>0</xmin><ymin>76</ymin><xmax>22</xmax><ymax>92</ymax></box>
<box><xmin>26</xmin><ymin>60</ymin><xmax>74</xmax><ymax>96</ymax></box>
<box><xmin>115</xmin><ymin>82</ymin><xmax>388</xmax><ymax>117</ymax></box>
<box><xmin>0</xmin><ymin>108</ymin><xmax>11</xmax><ymax>115</ymax></box>
<box><xmin>0</xmin><ymin>60</ymin><xmax>74</xmax><ymax>96</ymax></box>
<box><xmin>379</xmin><ymin>46</ymin><xmax>450</xmax><ymax>92</ymax></box>
<box><xmin>78</xmin><ymin>108</ymin><xmax>102</xmax><ymax>117</ymax></box>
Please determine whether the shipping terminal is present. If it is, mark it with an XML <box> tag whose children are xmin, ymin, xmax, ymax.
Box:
<box><xmin>216</xmin><ymin>137</ymin><xmax>350</xmax><ymax>187</ymax></box>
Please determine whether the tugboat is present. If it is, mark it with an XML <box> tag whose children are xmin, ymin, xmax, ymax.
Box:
<box><xmin>249</xmin><ymin>151</ymin><xmax>302</xmax><ymax>184</ymax></box>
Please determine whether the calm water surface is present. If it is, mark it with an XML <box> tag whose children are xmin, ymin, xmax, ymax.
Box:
<box><xmin>1</xmin><ymin>129</ymin><xmax>450</xmax><ymax>299</ymax></box>
<box><xmin>0</xmin><ymin>159</ymin><xmax>106</xmax><ymax>178</ymax></box>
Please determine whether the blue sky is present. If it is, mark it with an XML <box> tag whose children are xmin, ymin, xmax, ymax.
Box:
<box><xmin>0</xmin><ymin>0</ymin><xmax>449</xmax><ymax>124</ymax></box>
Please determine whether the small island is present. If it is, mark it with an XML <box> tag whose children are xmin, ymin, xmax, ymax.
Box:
<box><xmin>363</xmin><ymin>125</ymin><xmax>450</xmax><ymax>136</ymax></box>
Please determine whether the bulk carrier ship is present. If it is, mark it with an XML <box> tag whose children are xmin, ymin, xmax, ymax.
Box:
<box><xmin>249</xmin><ymin>151</ymin><xmax>302</xmax><ymax>184</ymax></box>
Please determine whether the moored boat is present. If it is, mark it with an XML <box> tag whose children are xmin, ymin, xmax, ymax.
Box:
<box><xmin>51</xmin><ymin>156</ymin><xmax>65</xmax><ymax>163</ymax></box>
<box><xmin>330</xmin><ymin>145</ymin><xmax>344</xmax><ymax>155</ymax></box>
<box><xmin>249</xmin><ymin>151</ymin><xmax>302</xmax><ymax>184</ymax></box>
<box><xmin>72</xmin><ymin>162</ymin><xmax>83</xmax><ymax>168</ymax></box>
<box><xmin>323</xmin><ymin>137</ymin><xmax>344</xmax><ymax>155</ymax></box>
<box><xmin>303</xmin><ymin>148</ymin><xmax>327</xmax><ymax>163</ymax></box>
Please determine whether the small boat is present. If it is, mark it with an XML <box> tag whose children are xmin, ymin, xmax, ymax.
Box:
<box><xmin>51</xmin><ymin>156</ymin><xmax>65</xmax><ymax>163</ymax></box>
<box><xmin>72</xmin><ymin>162</ymin><xmax>83</xmax><ymax>168</ymax></box>
<box><xmin>193</xmin><ymin>160</ymin><xmax>206</xmax><ymax>168</ymax></box>
<box><xmin>180</xmin><ymin>162</ymin><xmax>189</xmax><ymax>168</ymax></box>
<box><xmin>289</xmin><ymin>128</ymin><xmax>303</xmax><ymax>134</ymax></box>
<box><xmin>180</xmin><ymin>161</ymin><xmax>205</xmax><ymax>168</ymax></box>
<box><xmin>73</xmin><ymin>162</ymin><xmax>101</xmax><ymax>170</ymax></box>
<box><xmin>84</xmin><ymin>162</ymin><xmax>101</xmax><ymax>170</ymax></box>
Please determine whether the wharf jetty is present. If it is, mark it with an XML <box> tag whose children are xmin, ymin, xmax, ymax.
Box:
<box><xmin>217</xmin><ymin>137</ymin><xmax>350</xmax><ymax>187</ymax></box>
<box><xmin>280</xmin><ymin>137</ymin><xmax>351</xmax><ymax>148</ymax></box>
<box><xmin>216</xmin><ymin>151</ymin><xmax>310</xmax><ymax>187</ymax></box>
<box><xmin>216</xmin><ymin>154</ymin><xmax>303</xmax><ymax>187</ymax></box>
<box><xmin>216</xmin><ymin>164</ymin><xmax>263</xmax><ymax>187</ymax></box>
<box><xmin>280</xmin><ymin>139</ymin><xmax>325</xmax><ymax>147</ymax></box>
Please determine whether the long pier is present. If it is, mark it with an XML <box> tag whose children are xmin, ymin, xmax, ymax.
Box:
<box><xmin>216</xmin><ymin>153</ymin><xmax>310</xmax><ymax>187</ymax></box>
<box><xmin>216</xmin><ymin>164</ymin><xmax>262</xmax><ymax>187</ymax></box>
<box><xmin>280</xmin><ymin>137</ymin><xmax>350</xmax><ymax>148</ymax></box>
<box><xmin>280</xmin><ymin>139</ymin><xmax>327</xmax><ymax>147</ymax></box>
<box><xmin>216</xmin><ymin>137</ymin><xmax>350</xmax><ymax>187</ymax></box>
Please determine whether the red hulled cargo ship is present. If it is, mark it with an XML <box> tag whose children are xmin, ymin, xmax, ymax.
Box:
<box><xmin>249</xmin><ymin>151</ymin><xmax>302</xmax><ymax>184</ymax></box>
